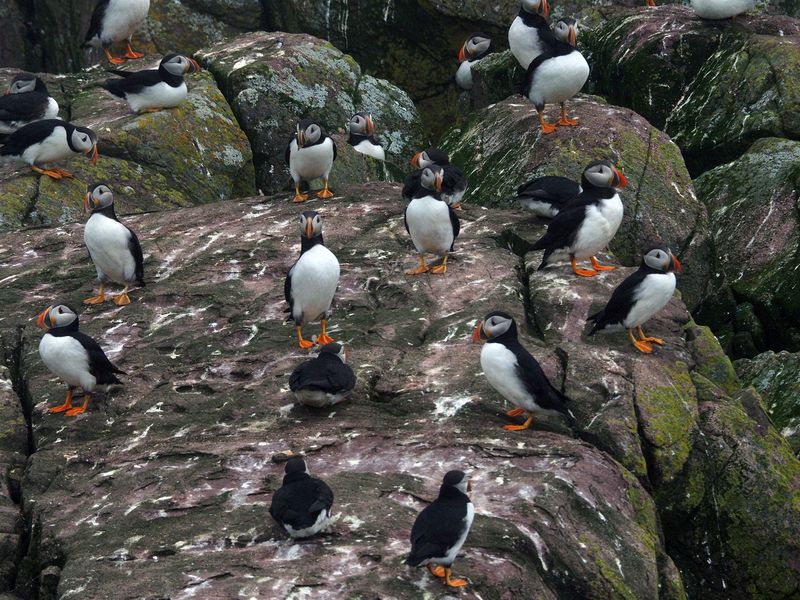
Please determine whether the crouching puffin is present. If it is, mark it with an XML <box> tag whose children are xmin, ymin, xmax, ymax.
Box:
<box><xmin>472</xmin><ymin>311</ymin><xmax>574</xmax><ymax>431</ymax></box>
<box><xmin>289</xmin><ymin>342</ymin><xmax>356</xmax><ymax>407</ymax></box>
<box><xmin>36</xmin><ymin>304</ymin><xmax>125</xmax><ymax>417</ymax></box>
<box><xmin>515</xmin><ymin>174</ymin><xmax>581</xmax><ymax>218</ymax></box>
<box><xmin>0</xmin><ymin>73</ymin><xmax>59</xmax><ymax>135</ymax></box>
<box><xmin>0</xmin><ymin>119</ymin><xmax>98</xmax><ymax>179</ymax></box>
<box><xmin>404</xmin><ymin>166</ymin><xmax>460</xmax><ymax>275</ymax></box>
<box><xmin>406</xmin><ymin>470</ymin><xmax>473</xmax><ymax>588</ymax></box>
<box><xmin>588</xmin><ymin>247</ymin><xmax>682</xmax><ymax>354</ymax></box>
<box><xmin>532</xmin><ymin>160</ymin><xmax>628</xmax><ymax>277</ymax></box>
<box><xmin>101</xmin><ymin>53</ymin><xmax>200</xmax><ymax>114</ymax></box>
<box><xmin>270</xmin><ymin>457</ymin><xmax>334</xmax><ymax>539</ymax></box>
<box><xmin>403</xmin><ymin>148</ymin><xmax>467</xmax><ymax>209</ymax></box>
<box><xmin>348</xmin><ymin>112</ymin><xmax>385</xmax><ymax>160</ymax></box>
<box><xmin>286</xmin><ymin>119</ymin><xmax>337</xmax><ymax>202</ymax></box>
<box><xmin>509</xmin><ymin>0</ymin><xmax>550</xmax><ymax>70</ymax></box>
<box><xmin>285</xmin><ymin>211</ymin><xmax>340</xmax><ymax>349</ymax></box>
<box><xmin>690</xmin><ymin>0</ymin><xmax>755</xmax><ymax>19</ymax></box>
<box><xmin>83</xmin><ymin>184</ymin><xmax>145</xmax><ymax>306</ymax></box>
<box><xmin>84</xmin><ymin>0</ymin><xmax>151</xmax><ymax>65</ymax></box>
<box><xmin>456</xmin><ymin>33</ymin><xmax>493</xmax><ymax>91</ymax></box>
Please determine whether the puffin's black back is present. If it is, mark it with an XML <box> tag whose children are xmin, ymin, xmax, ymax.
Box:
<box><xmin>0</xmin><ymin>91</ymin><xmax>51</xmax><ymax>124</ymax></box>
<box><xmin>406</xmin><ymin>481</ymin><xmax>470</xmax><ymax>567</ymax></box>
<box><xmin>587</xmin><ymin>260</ymin><xmax>661</xmax><ymax>334</ymax></box>
<box><xmin>0</xmin><ymin>119</ymin><xmax>67</xmax><ymax>155</ymax></box>
<box><xmin>516</xmin><ymin>175</ymin><xmax>580</xmax><ymax>206</ymax></box>
<box><xmin>269</xmin><ymin>469</ymin><xmax>334</xmax><ymax>531</ymax></box>
<box><xmin>83</xmin><ymin>0</ymin><xmax>110</xmax><ymax>45</ymax></box>
<box><xmin>289</xmin><ymin>350</ymin><xmax>356</xmax><ymax>394</ymax></box>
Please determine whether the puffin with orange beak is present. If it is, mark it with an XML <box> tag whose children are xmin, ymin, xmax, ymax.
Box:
<box><xmin>285</xmin><ymin>118</ymin><xmax>337</xmax><ymax>202</ymax></box>
<box><xmin>509</xmin><ymin>0</ymin><xmax>550</xmax><ymax>70</ymax></box>
<box><xmin>0</xmin><ymin>119</ymin><xmax>98</xmax><ymax>179</ymax></box>
<box><xmin>404</xmin><ymin>165</ymin><xmax>460</xmax><ymax>275</ymax></box>
<box><xmin>36</xmin><ymin>303</ymin><xmax>125</xmax><ymax>417</ymax></box>
<box><xmin>532</xmin><ymin>160</ymin><xmax>628</xmax><ymax>277</ymax></box>
<box><xmin>456</xmin><ymin>33</ymin><xmax>493</xmax><ymax>91</ymax></box>
<box><xmin>101</xmin><ymin>53</ymin><xmax>201</xmax><ymax>114</ymax></box>
<box><xmin>472</xmin><ymin>311</ymin><xmax>574</xmax><ymax>431</ymax></box>
<box><xmin>0</xmin><ymin>72</ymin><xmax>59</xmax><ymax>135</ymax></box>
<box><xmin>588</xmin><ymin>247</ymin><xmax>682</xmax><ymax>354</ymax></box>
<box><xmin>402</xmin><ymin>147</ymin><xmax>467</xmax><ymax>209</ymax></box>
<box><xmin>347</xmin><ymin>112</ymin><xmax>385</xmax><ymax>161</ymax></box>
<box><xmin>83</xmin><ymin>183</ymin><xmax>145</xmax><ymax>306</ymax></box>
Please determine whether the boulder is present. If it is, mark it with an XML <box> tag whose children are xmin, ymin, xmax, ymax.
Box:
<box><xmin>439</xmin><ymin>96</ymin><xmax>713</xmax><ymax>310</ymax></box>
<box><xmin>197</xmin><ymin>32</ymin><xmax>425</xmax><ymax>195</ymax></box>
<box><xmin>0</xmin><ymin>63</ymin><xmax>255</xmax><ymax>232</ymax></box>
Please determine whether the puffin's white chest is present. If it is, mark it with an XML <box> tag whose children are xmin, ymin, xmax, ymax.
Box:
<box><xmin>101</xmin><ymin>0</ymin><xmax>151</xmax><ymax>43</ymax></box>
<box><xmin>289</xmin><ymin>244</ymin><xmax>340</xmax><ymax>323</ymax></box>
<box><xmin>352</xmin><ymin>139</ymin><xmax>385</xmax><ymax>161</ymax></box>
<box><xmin>39</xmin><ymin>334</ymin><xmax>96</xmax><ymax>390</ymax></box>
<box><xmin>598</xmin><ymin>194</ymin><xmax>623</xmax><ymax>238</ymax></box>
<box><xmin>691</xmin><ymin>0</ymin><xmax>755</xmax><ymax>19</ymax></box>
<box><xmin>44</xmin><ymin>97</ymin><xmax>60</xmax><ymax>120</ymax></box>
<box><xmin>509</xmin><ymin>17</ymin><xmax>544</xmax><ymax>69</ymax></box>
<box><xmin>624</xmin><ymin>273</ymin><xmax>677</xmax><ymax>329</ymax></box>
<box><xmin>21</xmin><ymin>126</ymin><xmax>70</xmax><ymax>166</ymax></box>
<box><xmin>85</xmin><ymin>213</ymin><xmax>136</xmax><ymax>283</ymax></box>
<box><xmin>456</xmin><ymin>60</ymin><xmax>476</xmax><ymax>90</ymax></box>
<box><xmin>405</xmin><ymin>196</ymin><xmax>454</xmax><ymax>256</ymax></box>
<box><xmin>527</xmin><ymin>50</ymin><xmax>590</xmax><ymax>106</ymax></box>
<box><xmin>571</xmin><ymin>204</ymin><xmax>614</xmax><ymax>259</ymax></box>
<box><xmin>480</xmin><ymin>342</ymin><xmax>537</xmax><ymax>412</ymax></box>
<box><xmin>289</xmin><ymin>138</ymin><xmax>335</xmax><ymax>181</ymax></box>
<box><xmin>125</xmin><ymin>81</ymin><xmax>187</xmax><ymax>112</ymax></box>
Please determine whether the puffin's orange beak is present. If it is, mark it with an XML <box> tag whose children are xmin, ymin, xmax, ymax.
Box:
<box><xmin>305</xmin><ymin>219</ymin><xmax>312</xmax><ymax>239</ymax></box>
<box><xmin>471</xmin><ymin>321</ymin><xmax>485</xmax><ymax>344</ymax></box>
<box><xmin>84</xmin><ymin>192</ymin><xmax>92</xmax><ymax>213</ymax></box>
<box><xmin>36</xmin><ymin>307</ymin><xmax>51</xmax><ymax>330</ymax></box>
<box><xmin>467</xmin><ymin>480</ymin><xmax>472</xmax><ymax>492</ymax></box>
<box><xmin>613</xmin><ymin>167</ymin><xmax>628</xmax><ymax>189</ymax></box>
<box><xmin>540</xmin><ymin>0</ymin><xmax>549</xmax><ymax>17</ymax></box>
<box><xmin>410</xmin><ymin>151</ymin><xmax>421</xmax><ymax>168</ymax></box>
<box><xmin>89</xmin><ymin>144</ymin><xmax>99</xmax><ymax>165</ymax></box>
<box><xmin>297</xmin><ymin>130</ymin><xmax>305</xmax><ymax>148</ymax></box>
<box><xmin>671</xmin><ymin>255</ymin><xmax>682</xmax><ymax>274</ymax></box>
<box><xmin>187</xmin><ymin>58</ymin><xmax>201</xmax><ymax>73</ymax></box>
<box><xmin>436</xmin><ymin>171</ymin><xmax>443</xmax><ymax>193</ymax></box>
<box><xmin>569</xmin><ymin>26</ymin><xmax>577</xmax><ymax>48</ymax></box>
<box><xmin>458</xmin><ymin>45</ymin><xmax>466</xmax><ymax>63</ymax></box>
<box><xmin>366</xmin><ymin>114</ymin><xmax>375</xmax><ymax>135</ymax></box>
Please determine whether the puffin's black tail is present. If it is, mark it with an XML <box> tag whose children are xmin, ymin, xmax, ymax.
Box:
<box><xmin>100</xmin><ymin>78</ymin><xmax>126</xmax><ymax>98</ymax></box>
<box><xmin>586</xmin><ymin>309</ymin><xmax>607</xmax><ymax>336</ymax></box>
<box><xmin>553</xmin><ymin>388</ymin><xmax>576</xmax><ymax>426</ymax></box>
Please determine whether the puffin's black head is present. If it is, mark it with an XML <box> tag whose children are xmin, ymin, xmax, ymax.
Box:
<box><xmin>299</xmin><ymin>210</ymin><xmax>323</xmax><ymax>240</ymax></box>
<box><xmin>582</xmin><ymin>160</ymin><xmax>627</xmax><ymax>191</ymax></box>
<box><xmin>296</xmin><ymin>119</ymin><xmax>326</xmax><ymax>148</ymax></box>
<box><xmin>284</xmin><ymin>456</ymin><xmax>308</xmax><ymax>475</ymax></box>
<box><xmin>85</xmin><ymin>183</ymin><xmax>114</xmax><ymax>213</ymax></box>
<box><xmin>521</xmin><ymin>0</ymin><xmax>548</xmax><ymax>17</ymax></box>
<box><xmin>160</xmin><ymin>53</ymin><xmax>201</xmax><ymax>76</ymax></box>
<box><xmin>643</xmin><ymin>246</ymin><xmax>682</xmax><ymax>274</ymax></box>
<box><xmin>349</xmin><ymin>112</ymin><xmax>375</xmax><ymax>136</ymax></box>
<box><xmin>554</xmin><ymin>18</ymin><xmax>579</xmax><ymax>47</ymax></box>
<box><xmin>36</xmin><ymin>303</ymin><xmax>79</xmax><ymax>332</ymax></box>
<box><xmin>441</xmin><ymin>470</ymin><xmax>472</xmax><ymax>494</ymax></box>
<box><xmin>67</xmin><ymin>125</ymin><xmax>99</xmax><ymax>165</ymax></box>
<box><xmin>420</xmin><ymin>166</ymin><xmax>444</xmax><ymax>194</ymax></box>
<box><xmin>7</xmin><ymin>72</ymin><xmax>47</xmax><ymax>95</ymax></box>
<box><xmin>319</xmin><ymin>342</ymin><xmax>347</xmax><ymax>362</ymax></box>
<box><xmin>411</xmin><ymin>147</ymin><xmax>450</xmax><ymax>169</ymax></box>
<box><xmin>472</xmin><ymin>310</ymin><xmax>518</xmax><ymax>344</ymax></box>
<box><xmin>459</xmin><ymin>33</ymin><xmax>493</xmax><ymax>63</ymax></box>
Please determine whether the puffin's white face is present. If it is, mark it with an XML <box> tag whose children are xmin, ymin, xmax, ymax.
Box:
<box><xmin>36</xmin><ymin>304</ymin><xmax>77</xmax><ymax>330</ymax></box>
<box><xmin>644</xmin><ymin>248</ymin><xmax>682</xmax><ymax>273</ymax></box>
<box><xmin>475</xmin><ymin>313</ymin><xmax>514</xmax><ymax>342</ymax></box>
<box><xmin>583</xmin><ymin>162</ymin><xmax>628</xmax><ymax>189</ymax></box>
<box><xmin>454</xmin><ymin>473</ymin><xmax>471</xmax><ymax>495</ymax></box>
<box><xmin>299</xmin><ymin>211</ymin><xmax>323</xmax><ymax>238</ymax></box>
<box><xmin>85</xmin><ymin>184</ymin><xmax>114</xmax><ymax>212</ymax></box>
<box><xmin>297</xmin><ymin>123</ymin><xmax>322</xmax><ymax>147</ymax></box>
<box><xmin>461</xmin><ymin>35</ymin><xmax>491</xmax><ymax>62</ymax></box>
<box><xmin>420</xmin><ymin>167</ymin><xmax>443</xmax><ymax>193</ymax></box>
<box><xmin>9</xmin><ymin>77</ymin><xmax>36</xmax><ymax>94</ymax></box>
<box><xmin>521</xmin><ymin>0</ymin><xmax>548</xmax><ymax>16</ymax></box>
<box><xmin>162</xmin><ymin>54</ymin><xmax>201</xmax><ymax>76</ymax></box>
<box><xmin>554</xmin><ymin>19</ymin><xmax>578</xmax><ymax>47</ymax></box>
<box><xmin>349</xmin><ymin>113</ymin><xmax>374</xmax><ymax>136</ymax></box>
<box><xmin>417</xmin><ymin>151</ymin><xmax>435</xmax><ymax>169</ymax></box>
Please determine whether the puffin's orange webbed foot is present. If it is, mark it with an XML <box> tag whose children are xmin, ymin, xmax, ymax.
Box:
<box><xmin>65</xmin><ymin>394</ymin><xmax>91</xmax><ymax>417</ymax></box>
<box><xmin>50</xmin><ymin>390</ymin><xmax>73</xmax><ymax>414</ymax></box>
<box><xmin>298</xmin><ymin>339</ymin><xmax>314</xmax><ymax>349</ymax></box>
<box><xmin>629</xmin><ymin>329</ymin><xmax>653</xmax><ymax>354</ymax></box>
<box><xmin>104</xmin><ymin>48</ymin><xmax>126</xmax><ymax>65</ymax></box>
<box><xmin>429</xmin><ymin>265</ymin><xmax>447</xmax><ymax>274</ymax></box>
<box><xmin>591</xmin><ymin>256</ymin><xmax>617</xmax><ymax>272</ymax></box>
<box><xmin>83</xmin><ymin>294</ymin><xmax>106</xmax><ymax>305</ymax></box>
<box><xmin>316</xmin><ymin>334</ymin><xmax>335</xmax><ymax>346</ymax></box>
<box><xmin>506</xmin><ymin>408</ymin><xmax>525</xmax><ymax>417</ymax></box>
<box><xmin>637</xmin><ymin>327</ymin><xmax>664</xmax><ymax>345</ymax></box>
<box><xmin>113</xmin><ymin>293</ymin><xmax>131</xmax><ymax>306</ymax></box>
<box><xmin>32</xmin><ymin>166</ymin><xmax>63</xmax><ymax>179</ymax></box>
<box><xmin>406</xmin><ymin>255</ymin><xmax>429</xmax><ymax>275</ymax></box>
<box><xmin>316</xmin><ymin>188</ymin><xmax>334</xmax><ymax>199</ymax></box>
<box><xmin>428</xmin><ymin>565</ymin><xmax>446</xmax><ymax>578</ymax></box>
<box><xmin>51</xmin><ymin>167</ymin><xmax>73</xmax><ymax>178</ymax></box>
<box><xmin>503</xmin><ymin>415</ymin><xmax>534</xmax><ymax>431</ymax></box>
<box><xmin>124</xmin><ymin>42</ymin><xmax>145</xmax><ymax>59</ymax></box>
<box><xmin>444</xmin><ymin>568</ymin><xmax>468</xmax><ymax>588</ymax></box>
<box><xmin>292</xmin><ymin>193</ymin><xmax>310</xmax><ymax>203</ymax></box>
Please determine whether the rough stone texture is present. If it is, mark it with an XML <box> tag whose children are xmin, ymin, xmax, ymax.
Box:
<box><xmin>0</xmin><ymin>1</ymin><xmax>35</xmax><ymax>71</ymax></box>
<box><xmin>0</xmin><ymin>63</ymin><xmax>255</xmax><ymax>232</ymax></box>
<box><xmin>694</xmin><ymin>138</ymin><xmax>800</xmax><ymax>358</ymax></box>
<box><xmin>197</xmin><ymin>32</ymin><xmax>425</xmax><ymax>194</ymax></box>
<box><xmin>736</xmin><ymin>350</ymin><xmax>800</xmax><ymax>452</ymax></box>
<box><xmin>439</xmin><ymin>96</ymin><xmax>713</xmax><ymax>311</ymax></box>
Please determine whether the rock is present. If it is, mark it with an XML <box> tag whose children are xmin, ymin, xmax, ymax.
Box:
<box><xmin>693</xmin><ymin>138</ymin><xmax>800</xmax><ymax>358</ymax></box>
<box><xmin>0</xmin><ymin>63</ymin><xmax>255</xmax><ymax>232</ymax></box>
<box><xmin>439</xmin><ymin>96</ymin><xmax>713</xmax><ymax>310</ymax></box>
<box><xmin>0</xmin><ymin>1</ymin><xmax>36</xmax><ymax>71</ymax></box>
<box><xmin>470</xmin><ymin>50</ymin><xmax>524</xmax><ymax>109</ymax></box>
<box><xmin>735</xmin><ymin>350</ymin><xmax>800</xmax><ymax>452</ymax></box>
<box><xmin>197</xmin><ymin>32</ymin><xmax>424</xmax><ymax>195</ymax></box>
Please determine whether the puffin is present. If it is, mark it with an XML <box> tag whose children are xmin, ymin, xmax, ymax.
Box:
<box><xmin>508</xmin><ymin>0</ymin><xmax>551</xmax><ymax>70</ymax></box>
<box><xmin>36</xmin><ymin>303</ymin><xmax>125</xmax><ymax>417</ymax></box>
<box><xmin>286</xmin><ymin>119</ymin><xmax>337</xmax><ymax>203</ymax></box>
<box><xmin>101</xmin><ymin>53</ymin><xmax>201</xmax><ymax>114</ymax></box>
<box><xmin>83</xmin><ymin>183</ymin><xmax>145</xmax><ymax>306</ymax></box>
<box><xmin>0</xmin><ymin>73</ymin><xmax>59</xmax><ymax>135</ymax></box>
<box><xmin>402</xmin><ymin>147</ymin><xmax>467</xmax><ymax>209</ymax></box>
<box><xmin>531</xmin><ymin>160</ymin><xmax>628</xmax><ymax>277</ymax></box>
<box><xmin>0</xmin><ymin>119</ymin><xmax>98</xmax><ymax>179</ymax></box>
<box><xmin>690</xmin><ymin>0</ymin><xmax>755</xmax><ymax>19</ymax></box>
<box><xmin>347</xmin><ymin>112</ymin><xmax>385</xmax><ymax>161</ymax></box>
<box><xmin>472</xmin><ymin>311</ymin><xmax>574</xmax><ymax>431</ymax></box>
<box><xmin>83</xmin><ymin>0</ymin><xmax>151</xmax><ymax>65</ymax></box>
<box><xmin>588</xmin><ymin>247</ymin><xmax>682</xmax><ymax>354</ymax></box>
<box><xmin>269</xmin><ymin>457</ymin><xmax>334</xmax><ymax>539</ymax></box>
<box><xmin>288</xmin><ymin>342</ymin><xmax>356</xmax><ymax>407</ymax></box>
<box><xmin>406</xmin><ymin>470</ymin><xmax>474</xmax><ymax>589</ymax></box>
<box><xmin>285</xmin><ymin>211</ymin><xmax>340</xmax><ymax>349</ymax></box>
<box><xmin>522</xmin><ymin>18</ymin><xmax>588</xmax><ymax>134</ymax></box>
<box><xmin>456</xmin><ymin>33</ymin><xmax>493</xmax><ymax>91</ymax></box>
<box><xmin>515</xmin><ymin>174</ymin><xmax>581</xmax><ymax>218</ymax></box>
<box><xmin>404</xmin><ymin>165</ymin><xmax>460</xmax><ymax>275</ymax></box>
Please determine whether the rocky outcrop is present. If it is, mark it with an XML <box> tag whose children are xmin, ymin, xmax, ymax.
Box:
<box><xmin>197</xmin><ymin>32</ymin><xmax>426</xmax><ymax>194</ymax></box>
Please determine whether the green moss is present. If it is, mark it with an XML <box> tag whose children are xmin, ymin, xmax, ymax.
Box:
<box><xmin>685</xmin><ymin>321</ymin><xmax>741</xmax><ymax>395</ymax></box>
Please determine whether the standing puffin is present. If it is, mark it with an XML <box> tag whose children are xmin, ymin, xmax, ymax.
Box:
<box><xmin>0</xmin><ymin>73</ymin><xmax>59</xmax><ymax>135</ymax></box>
<box><xmin>285</xmin><ymin>211</ymin><xmax>340</xmax><ymax>349</ymax></box>
<box><xmin>406</xmin><ymin>470</ymin><xmax>474</xmax><ymax>589</ymax></box>
<box><xmin>286</xmin><ymin>119</ymin><xmax>337</xmax><ymax>203</ymax></box>
<box><xmin>101</xmin><ymin>53</ymin><xmax>201</xmax><ymax>114</ymax></box>
<box><xmin>347</xmin><ymin>112</ymin><xmax>385</xmax><ymax>161</ymax></box>
<box><xmin>508</xmin><ymin>0</ymin><xmax>551</xmax><ymax>70</ymax></box>
<box><xmin>83</xmin><ymin>184</ymin><xmax>145</xmax><ymax>306</ymax></box>
<box><xmin>83</xmin><ymin>0</ymin><xmax>151</xmax><ymax>65</ymax></box>
<box><xmin>532</xmin><ymin>160</ymin><xmax>628</xmax><ymax>277</ymax></box>
<box><xmin>0</xmin><ymin>119</ymin><xmax>98</xmax><ymax>179</ymax></box>
<box><xmin>36</xmin><ymin>303</ymin><xmax>125</xmax><ymax>417</ymax></box>
<box><xmin>588</xmin><ymin>247</ymin><xmax>682</xmax><ymax>354</ymax></box>
<box><xmin>515</xmin><ymin>174</ymin><xmax>581</xmax><ymax>218</ymax></box>
<box><xmin>691</xmin><ymin>0</ymin><xmax>755</xmax><ymax>19</ymax></box>
<box><xmin>456</xmin><ymin>33</ymin><xmax>493</xmax><ymax>91</ymax></box>
<box><xmin>522</xmin><ymin>18</ymin><xmax>588</xmax><ymax>134</ymax></box>
<box><xmin>269</xmin><ymin>457</ymin><xmax>334</xmax><ymax>539</ymax></box>
<box><xmin>472</xmin><ymin>311</ymin><xmax>574</xmax><ymax>431</ymax></box>
<box><xmin>289</xmin><ymin>342</ymin><xmax>356</xmax><ymax>407</ymax></box>
<box><xmin>404</xmin><ymin>166</ymin><xmax>460</xmax><ymax>275</ymax></box>
<box><xmin>402</xmin><ymin>148</ymin><xmax>467</xmax><ymax>209</ymax></box>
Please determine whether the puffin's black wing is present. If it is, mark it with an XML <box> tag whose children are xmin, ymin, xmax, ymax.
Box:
<box><xmin>284</xmin><ymin>262</ymin><xmax>296</xmax><ymax>321</ymax></box>
<box><xmin>402</xmin><ymin>170</ymin><xmax>421</xmax><ymax>201</ymax></box>
<box><xmin>517</xmin><ymin>176</ymin><xmax>580</xmax><ymax>204</ymax></box>
<box><xmin>289</xmin><ymin>357</ymin><xmax>355</xmax><ymax>394</ymax></box>
<box><xmin>0</xmin><ymin>93</ymin><xmax>48</xmax><ymax>123</ymax></box>
<box><xmin>126</xmin><ymin>226</ymin><xmax>145</xmax><ymax>287</ymax></box>
<box><xmin>588</xmin><ymin>268</ymin><xmax>649</xmax><ymax>334</ymax></box>
<box><xmin>0</xmin><ymin>119</ymin><xmax>62</xmax><ymax>156</ymax></box>
<box><xmin>403</xmin><ymin>205</ymin><xmax>410</xmax><ymax>235</ymax></box>
<box><xmin>84</xmin><ymin>0</ymin><xmax>110</xmax><ymax>45</ymax></box>
<box><xmin>531</xmin><ymin>200</ymin><xmax>591</xmax><ymax>266</ymax></box>
<box><xmin>270</xmin><ymin>478</ymin><xmax>333</xmax><ymax>530</ymax></box>
<box><xmin>72</xmin><ymin>331</ymin><xmax>125</xmax><ymax>385</ymax></box>
<box><xmin>509</xmin><ymin>341</ymin><xmax>573</xmax><ymax>421</ymax></box>
<box><xmin>523</xmin><ymin>41</ymin><xmax>575</xmax><ymax>99</ymax></box>
<box><xmin>448</xmin><ymin>207</ymin><xmax>460</xmax><ymax>252</ymax></box>
<box><xmin>102</xmin><ymin>69</ymin><xmax>161</xmax><ymax>98</ymax></box>
<box><xmin>330</xmin><ymin>137</ymin><xmax>337</xmax><ymax>162</ymax></box>
<box><xmin>406</xmin><ymin>498</ymin><xmax>467</xmax><ymax>566</ymax></box>
<box><xmin>284</xmin><ymin>139</ymin><xmax>292</xmax><ymax>165</ymax></box>
<box><xmin>443</xmin><ymin>164</ymin><xmax>466</xmax><ymax>195</ymax></box>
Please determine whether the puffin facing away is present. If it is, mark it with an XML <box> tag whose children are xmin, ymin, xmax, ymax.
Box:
<box><xmin>84</xmin><ymin>0</ymin><xmax>151</xmax><ymax>64</ymax></box>
<box><xmin>508</xmin><ymin>0</ymin><xmax>551</xmax><ymax>70</ymax></box>
<box><xmin>588</xmin><ymin>247</ymin><xmax>682</xmax><ymax>354</ymax></box>
<box><xmin>403</xmin><ymin>147</ymin><xmax>467</xmax><ymax>209</ymax></box>
<box><xmin>347</xmin><ymin>112</ymin><xmax>385</xmax><ymax>160</ymax></box>
<box><xmin>472</xmin><ymin>311</ymin><xmax>574</xmax><ymax>431</ymax></box>
<box><xmin>101</xmin><ymin>53</ymin><xmax>201</xmax><ymax>114</ymax></box>
<box><xmin>532</xmin><ymin>160</ymin><xmax>628</xmax><ymax>277</ymax></box>
<box><xmin>285</xmin><ymin>211</ymin><xmax>340</xmax><ymax>349</ymax></box>
<box><xmin>515</xmin><ymin>174</ymin><xmax>581</xmax><ymax>218</ymax></box>
<box><xmin>690</xmin><ymin>0</ymin><xmax>755</xmax><ymax>19</ymax></box>
<box><xmin>0</xmin><ymin>119</ymin><xmax>98</xmax><ymax>179</ymax></box>
<box><xmin>406</xmin><ymin>470</ymin><xmax>474</xmax><ymax>589</ymax></box>
<box><xmin>286</xmin><ymin>119</ymin><xmax>337</xmax><ymax>203</ymax></box>
<box><xmin>456</xmin><ymin>33</ymin><xmax>493</xmax><ymax>91</ymax></box>
<box><xmin>270</xmin><ymin>457</ymin><xmax>334</xmax><ymax>539</ymax></box>
<box><xmin>36</xmin><ymin>303</ymin><xmax>125</xmax><ymax>417</ymax></box>
<box><xmin>289</xmin><ymin>342</ymin><xmax>356</xmax><ymax>407</ymax></box>
<box><xmin>83</xmin><ymin>183</ymin><xmax>145</xmax><ymax>306</ymax></box>
<box><xmin>0</xmin><ymin>73</ymin><xmax>59</xmax><ymax>135</ymax></box>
